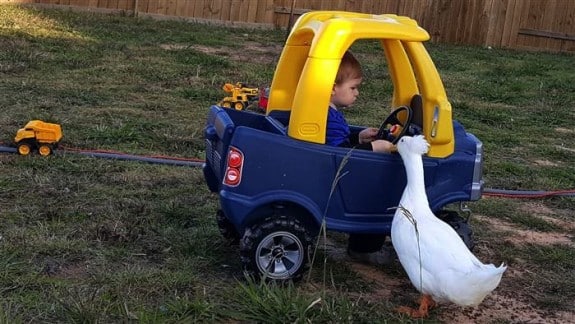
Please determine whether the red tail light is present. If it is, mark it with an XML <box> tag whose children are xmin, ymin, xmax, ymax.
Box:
<box><xmin>228</xmin><ymin>149</ymin><xmax>242</xmax><ymax>168</ymax></box>
<box><xmin>224</xmin><ymin>146</ymin><xmax>243</xmax><ymax>186</ymax></box>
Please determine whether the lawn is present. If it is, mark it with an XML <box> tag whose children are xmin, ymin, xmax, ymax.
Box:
<box><xmin>0</xmin><ymin>4</ymin><xmax>574</xmax><ymax>323</ymax></box>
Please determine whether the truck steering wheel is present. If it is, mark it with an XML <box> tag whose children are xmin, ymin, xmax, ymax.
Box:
<box><xmin>376</xmin><ymin>106</ymin><xmax>413</xmax><ymax>144</ymax></box>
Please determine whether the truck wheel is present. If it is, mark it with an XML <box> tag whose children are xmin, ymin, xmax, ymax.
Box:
<box><xmin>38</xmin><ymin>144</ymin><xmax>53</xmax><ymax>156</ymax></box>
<box><xmin>222</xmin><ymin>101</ymin><xmax>232</xmax><ymax>108</ymax></box>
<box><xmin>240</xmin><ymin>215</ymin><xmax>315</xmax><ymax>282</ymax></box>
<box><xmin>436</xmin><ymin>210</ymin><xmax>475</xmax><ymax>251</ymax></box>
<box><xmin>233</xmin><ymin>102</ymin><xmax>245</xmax><ymax>110</ymax></box>
<box><xmin>216</xmin><ymin>209</ymin><xmax>240</xmax><ymax>245</ymax></box>
<box><xmin>17</xmin><ymin>142</ymin><xmax>33</xmax><ymax>156</ymax></box>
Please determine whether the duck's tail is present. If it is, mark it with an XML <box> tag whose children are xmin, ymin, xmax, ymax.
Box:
<box><xmin>480</xmin><ymin>262</ymin><xmax>507</xmax><ymax>290</ymax></box>
<box><xmin>448</xmin><ymin>262</ymin><xmax>507</xmax><ymax>307</ymax></box>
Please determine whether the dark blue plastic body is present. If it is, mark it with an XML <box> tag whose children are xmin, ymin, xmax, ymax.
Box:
<box><xmin>204</xmin><ymin>106</ymin><xmax>483</xmax><ymax>236</ymax></box>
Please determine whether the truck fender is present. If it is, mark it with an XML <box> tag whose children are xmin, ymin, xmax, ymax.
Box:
<box><xmin>224</xmin><ymin>190</ymin><xmax>324</xmax><ymax>233</ymax></box>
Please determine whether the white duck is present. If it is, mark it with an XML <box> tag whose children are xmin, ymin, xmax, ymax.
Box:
<box><xmin>391</xmin><ymin>135</ymin><xmax>507</xmax><ymax>318</ymax></box>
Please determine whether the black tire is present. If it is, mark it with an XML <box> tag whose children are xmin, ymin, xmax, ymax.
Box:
<box><xmin>216</xmin><ymin>209</ymin><xmax>240</xmax><ymax>245</ymax></box>
<box><xmin>240</xmin><ymin>214</ymin><xmax>315</xmax><ymax>282</ymax></box>
<box><xmin>436</xmin><ymin>210</ymin><xmax>475</xmax><ymax>251</ymax></box>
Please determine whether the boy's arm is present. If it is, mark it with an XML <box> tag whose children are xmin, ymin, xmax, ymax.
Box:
<box><xmin>348</xmin><ymin>131</ymin><xmax>374</xmax><ymax>151</ymax></box>
<box><xmin>349</xmin><ymin>130</ymin><xmax>395</xmax><ymax>152</ymax></box>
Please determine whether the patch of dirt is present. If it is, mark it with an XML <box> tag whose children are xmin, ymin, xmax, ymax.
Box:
<box><xmin>476</xmin><ymin>214</ymin><xmax>574</xmax><ymax>247</ymax></box>
<box><xmin>161</xmin><ymin>42</ymin><xmax>282</xmax><ymax>65</ymax></box>
<box><xmin>321</xmin><ymin>240</ymin><xmax>405</xmax><ymax>301</ymax></box>
<box><xmin>533</xmin><ymin>159</ymin><xmax>559</xmax><ymax>166</ymax></box>
<box><xmin>41</xmin><ymin>259</ymin><xmax>90</xmax><ymax>280</ymax></box>
<box><xmin>555</xmin><ymin>127</ymin><xmax>575</xmax><ymax>134</ymax></box>
<box><xmin>437</xmin><ymin>291</ymin><xmax>574</xmax><ymax>323</ymax></box>
<box><xmin>159</xmin><ymin>44</ymin><xmax>190</xmax><ymax>50</ymax></box>
<box><xmin>555</xmin><ymin>145</ymin><xmax>575</xmax><ymax>153</ymax></box>
<box><xmin>518</xmin><ymin>202</ymin><xmax>575</xmax><ymax>229</ymax></box>
<box><xmin>55</xmin><ymin>263</ymin><xmax>90</xmax><ymax>280</ymax></box>
<box><xmin>320</xmin><ymin>209</ymin><xmax>575</xmax><ymax>323</ymax></box>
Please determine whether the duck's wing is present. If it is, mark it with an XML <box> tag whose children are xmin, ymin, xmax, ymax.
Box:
<box><xmin>416</xmin><ymin>215</ymin><xmax>507</xmax><ymax>306</ymax></box>
<box><xmin>392</xmin><ymin>209</ymin><xmax>483</xmax><ymax>288</ymax></box>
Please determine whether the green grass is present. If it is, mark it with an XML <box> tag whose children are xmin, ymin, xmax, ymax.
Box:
<box><xmin>1</xmin><ymin>4</ymin><xmax>574</xmax><ymax>323</ymax></box>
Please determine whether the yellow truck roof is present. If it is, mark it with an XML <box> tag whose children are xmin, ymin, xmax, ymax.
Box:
<box><xmin>266</xmin><ymin>11</ymin><xmax>454</xmax><ymax>158</ymax></box>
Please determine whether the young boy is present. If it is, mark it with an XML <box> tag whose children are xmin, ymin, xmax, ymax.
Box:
<box><xmin>327</xmin><ymin>50</ymin><xmax>395</xmax><ymax>265</ymax></box>
<box><xmin>326</xmin><ymin>51</ymin><xmax>395</xmax><ymax>153</ymax></box>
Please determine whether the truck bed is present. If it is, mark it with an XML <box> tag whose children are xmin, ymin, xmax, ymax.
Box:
<box><xmin>204</xmin><ymin>106</ymin><xmax>287</xmax><ymax>192</ymax></box>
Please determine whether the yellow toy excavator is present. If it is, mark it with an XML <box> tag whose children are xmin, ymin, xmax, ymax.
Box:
<box><xmin>219</xmin><ymin>82</ymin><xmax>259</xmax><ymax>110</ymax></box>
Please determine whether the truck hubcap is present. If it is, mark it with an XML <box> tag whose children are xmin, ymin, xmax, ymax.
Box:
<box><xmin>18</xmin><ymin>144</ymin><xmax>31</xmax><ymax>155</ymax></box>
<box><xmin>38</xmin><ymin>145</ymin><xmax>51</xmax><ymax>156</ymax></box>
<box><xmin>256</xmin><ymin>231</ymin><xmax>303</xmax><ymax>279</ymax></box>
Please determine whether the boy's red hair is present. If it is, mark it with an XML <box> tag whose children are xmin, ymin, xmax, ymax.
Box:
<box><xmin>335</xmin><ymin>51</ymin><xmax>363</xmax><ymax>84</ymax></box>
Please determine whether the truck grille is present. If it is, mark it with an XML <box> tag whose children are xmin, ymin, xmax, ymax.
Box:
<box><xmin>205</xmin><ymin>139</ymin><xmax>222</xmax><ymax>180</ymax></box>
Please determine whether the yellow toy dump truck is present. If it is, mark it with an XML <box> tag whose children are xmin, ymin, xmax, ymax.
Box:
<box><xmin>219</xmin><ymin>82</ymin><xmax>259</xmax><ymax>110</ymax></box>
<box><xmin>14</xmin><ymin>120</ymin><xmax>62</xmax><ymax>156</ymax></box>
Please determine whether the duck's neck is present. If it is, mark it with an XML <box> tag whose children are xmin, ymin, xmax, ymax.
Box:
<box><xmin>403</xmin><ymin>154</ymin><xmax>428</xmax><ymax>199</ymax></box>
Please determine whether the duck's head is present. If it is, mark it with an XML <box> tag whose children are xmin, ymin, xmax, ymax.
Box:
<box><xmin>397</xmin><ymin>135</ymin><xmax>430</xmax><ymax>157</ymax></box>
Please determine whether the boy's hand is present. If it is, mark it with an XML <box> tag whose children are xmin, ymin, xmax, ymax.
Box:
<box><xmin>371</xmin><ymin>140</ymin><xmax>396</xmax><ymax>153</ymax></box>
<box><xmin>358</xmin><ymin>127</ymin><xmax>379</xmax><ymax>144</ymax></box>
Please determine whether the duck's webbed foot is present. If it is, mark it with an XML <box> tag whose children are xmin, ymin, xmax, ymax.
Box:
<box><xmin>397</xmin><ymin>294</ymin><xmax>436</xmax><ymax>318</ymax></box>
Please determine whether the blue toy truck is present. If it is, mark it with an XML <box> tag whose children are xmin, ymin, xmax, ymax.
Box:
<box><xmin>203</xmin><ymin>11</ymin><xmax>483</xmax><ymax>281</ymax></box>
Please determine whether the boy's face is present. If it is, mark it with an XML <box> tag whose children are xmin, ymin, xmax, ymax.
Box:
<box><xmin>331</xmin><ymin>77</ymin><xmax>362</xmax><ymax>108</ymax></box>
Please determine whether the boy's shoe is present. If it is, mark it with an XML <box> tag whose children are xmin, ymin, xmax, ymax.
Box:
<box><xmin>347</xmin><ymin>245</ymin><xmax>395</xmax><ymax>266</ymax></box>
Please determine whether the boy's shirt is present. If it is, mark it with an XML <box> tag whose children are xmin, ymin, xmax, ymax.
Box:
<box><xmin>326</xmin><ymin>106</ymin><xmax>350</xmax><ymax>146</ymax></box>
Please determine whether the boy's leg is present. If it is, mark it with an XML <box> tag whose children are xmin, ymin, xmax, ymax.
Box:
<box><xmin>347</xmin><ymin>234</ymin><xmax>394</xmax><ymax>265</ymax></box>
